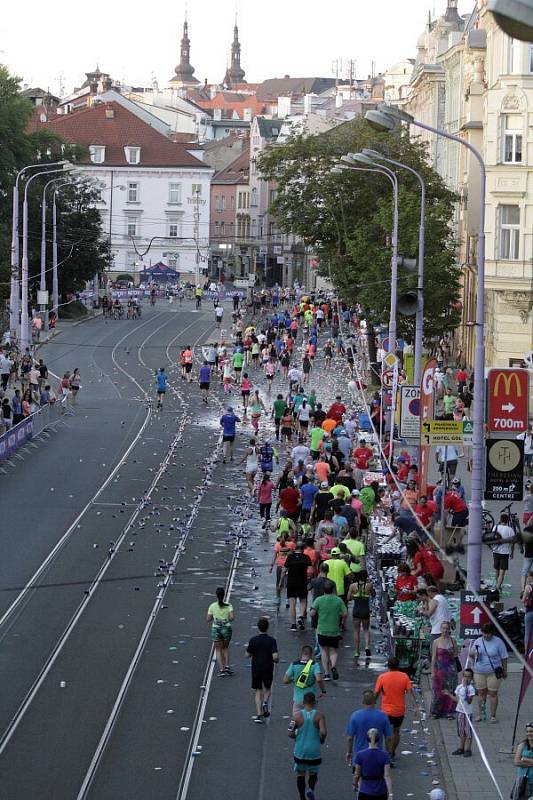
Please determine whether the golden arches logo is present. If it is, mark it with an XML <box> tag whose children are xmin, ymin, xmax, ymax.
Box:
<box><xmin>493</xmin><ymin>372</ymin><xmax>522</xmax><ymax>397</ymax></box>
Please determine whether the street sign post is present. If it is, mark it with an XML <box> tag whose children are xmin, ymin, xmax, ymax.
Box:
<box><xmin>485</xmin><ymin>438</ymin><xmax>524</xmax><ymax>501</ymax></box>
<box><xmin>421</xmin><ymin>419</ymin><xmax>464</xmax><ymax>445</ymax></box>
<box><xmin>399</xmin><ymin>385</ymin><xmax>420</xmax><ymax>438</ymax></box>
<box><xmin>460</xmin><ymin>590</ymin><xmax>490</xmax><ymax>638</ymax></box>
<box><xmin>382</xmin><ymin>369</ymin><xmax>394</xmax><ymax>388</ymax></box>
<box><xmin>419</xmin><ymin>358</ymin><xmax>437</xmax><ymax>495</ymax></box>
<box><xmin>487</xmin><ymin>368</ymin><xmax>529</xmax><ymax>432</ymax></box>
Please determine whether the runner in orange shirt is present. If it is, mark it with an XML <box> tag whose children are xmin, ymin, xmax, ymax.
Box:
<box><xmin>374</xmin><ymin>657</ymin><xmax>420</xmax><ymax>764</ymax></box>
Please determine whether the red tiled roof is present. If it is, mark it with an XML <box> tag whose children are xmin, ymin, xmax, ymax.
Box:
<box><xmin>27</xmin><ymin>101</ymin><xmax>208</xmax><ymax>168</ymax></box>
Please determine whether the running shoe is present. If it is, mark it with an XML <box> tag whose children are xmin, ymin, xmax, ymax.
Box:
<box><xmin>262</xmin><ymin>702</ymin><xmax>270</xmax><ymax>718</ymax></box>
<box><xmin>290</xmin><ymin>623</ymin><xmax>297</xmax><ymax>631</ymax></box>
<box><xmin>353</xmin><ymin>651</ymin><xmax>360</xmax><ymax>659</ymax></box>
<box><xmin>306</xmin><ymin>791</ymin><xmax>315</xmax><ymax>800</ymax></box>
<box><xmin>365</xmin><ymin>648</ymin><xmax>371</xmax><ymax>657</ymax></box>
<box><xmin>218</xmin><ymin>670</ymin><xmax>226</xmax><ymax>677</ymax></box>
<box><xmin>331</xmin><ymin>666</ymin><xmax>339</xmax><ymax>681</ymax></box>
<box><xmin>298</xmin><ymin>617</ymin><xmax>305</xmax><ymax>631</ymax></box>
<box><xmin>225</xmin><ymin>666</ymin><xmax>234</xmax><ymax>675</ymax></box>
<box><xmin>253</xmin><ymin>715</ymin><xmax>264</xmax><ymax>724</ymax></box>
<box><xmin>322</xmin><ymin>673</ymin><xmax>331</xmax><ymax>681</ymax></box>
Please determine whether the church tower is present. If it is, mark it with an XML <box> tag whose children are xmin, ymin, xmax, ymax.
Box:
<box><xmin>223</xmin><ymin>19</ymin><xmax>246</xmax><ymax>87</ymax></box>
<box><xmin>169</xmin><ymin>17</ymin><xmax>200</xmax><ymax>87</ymax></box>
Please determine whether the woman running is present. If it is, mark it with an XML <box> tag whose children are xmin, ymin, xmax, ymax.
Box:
<box><xmin>240</xmin><ymin>437</ymin><xmax>260</xmax><ymax>494</ymax></box>
<box><xmin>207</xmin><ymin>588</ymin><xmax>234</xmax><ymax>677</ymax></box>
<box><xmin>347</xmin><ymin>569</ymin><xmax>375</xmax><ymax>659</ymax></box>
<box><xmin>241</xmin><ymin>372</ymin><xmax>251</xmax><ymax>413</ymax></box>
<box><xmin>250</xmin><ymin>390</ymin><xmax>266</xmax><ymax>432</ymax></box>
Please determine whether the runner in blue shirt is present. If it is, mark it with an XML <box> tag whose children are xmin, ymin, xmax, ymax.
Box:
<box><xmin>155</xmin><ymin>368</ymin><xmax>168</xmax><ymax>409</ymax></box>
<box><xmin>198</xmin><ymin>361</ymin><xmax>211</xmax><ymax>405</ymax></box>
<box><xmin>300</xmin><ymin>478</ymin><xmax>319</xmax><ymax>524</ymax></box>
<box><xmin>220</xmin><ymin>406</ymin><xmax>241</xmax><ymax>462</ymax></box>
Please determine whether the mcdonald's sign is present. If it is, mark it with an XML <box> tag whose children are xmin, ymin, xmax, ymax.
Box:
<box><xmin>487</xmin><ymin>368</ymin><xmax>529</xmax><ymax>432</ymax></box>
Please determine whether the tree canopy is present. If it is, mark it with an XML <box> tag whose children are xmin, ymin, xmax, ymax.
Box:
<box><xmin>258</xmin><ymin>117</ymin><xmax>461</xmax><ymax>345</ymax></box>
<box><xmin>0</xmin><ymin>65</ymin><xmax>109</xmax><ymax>309</ymax></box>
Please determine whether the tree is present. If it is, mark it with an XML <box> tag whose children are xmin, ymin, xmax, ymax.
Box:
<box><xmin>0</xmin><ymin>65</ymin><xmax>109</xmax><ymax>309</ymax></box>
<box><xmin>258</xmin><ymin>117</ymin><xmax>461</xmax><ymax>348</ymax></box>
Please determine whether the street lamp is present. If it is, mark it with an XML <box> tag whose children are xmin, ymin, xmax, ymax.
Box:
<box><xmin>20</xmin><ymin>163</ymin><xmax>73</xmax><ymax>350</ymax></box>
<box><xmin>365</xmin><ymin>102</ymin><xmax>487</xmax><ymax>592</ymax></box>
<box><xmin>362</xmin><ymin>148</ymin><xmax>426</xmax><ymax>384</ymax></box>
<box><xmin>9</xmin><ymin>160</ymin><xmax>70</xmax><ymax>339</ymax></box>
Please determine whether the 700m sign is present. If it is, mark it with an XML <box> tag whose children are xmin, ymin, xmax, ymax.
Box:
<box><xmin>487</xmin><ymin>369</ymin><xmax>529</xmax><ymax>433</ymax></box>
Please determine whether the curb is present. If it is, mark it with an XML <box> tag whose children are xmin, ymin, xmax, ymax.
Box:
<box><xmin>422</xmin><ymin>684</ymin><xmax>459</xmax><ymax>800</ymax></box>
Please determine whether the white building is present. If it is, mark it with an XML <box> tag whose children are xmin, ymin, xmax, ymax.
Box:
<box><xmin>32</xmin><ymin>100</ymin><xmax>213</xmax><ymax>283</ymax></box>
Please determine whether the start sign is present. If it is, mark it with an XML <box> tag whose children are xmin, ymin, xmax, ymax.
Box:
<box><xmin>460</xmin><ymin>590</ymin><xmax>490</xmax><ymax>638</ymax></box>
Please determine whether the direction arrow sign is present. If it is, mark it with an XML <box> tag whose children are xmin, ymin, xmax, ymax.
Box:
<box><xmin>460</xmin><ymin>590</ymin><xmax>490</xmax><ymax>638</ymax></box>
<box><xmin>487</xmin><ymin>368</ymin><xmax>529</xmax><ymax>432</ymax></box>
<box><xmin>420</xmin><ymin>419</ymin><xmax>464</xmax><ymax>444</ymax></box>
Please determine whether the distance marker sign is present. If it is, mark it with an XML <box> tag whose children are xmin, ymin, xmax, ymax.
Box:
<box><xmin>484</xmin><ymin>438</ymin><xmax>524</xmax><ymax>501</ymax></box>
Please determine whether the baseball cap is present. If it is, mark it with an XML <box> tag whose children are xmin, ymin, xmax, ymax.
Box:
<box><xmin>429</xmin><ymin>790</ymin><xmax>446</xmax><ymax>800</ymax></box>
<box><xmin>227</xmin><ymin>405</ymin><xmax>233</xmax><ymax>412</ymax></box>
<box><xmin>320</xmin><ymin>481</ymin><xmax>329</xmax><ymax>488</ymax></box>
<box><xmin>352</xmin><ymin>489</ymin><xmax>360</xmax><ymax>496</ymax></box>
<box><xmin>330</xmin><ymin>547</ymin><xmax>341</xmax><ymax>555</ymax></box>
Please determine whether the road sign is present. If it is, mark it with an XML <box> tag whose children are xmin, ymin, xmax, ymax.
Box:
<box><xmin>382</xmin><ymin>368</ymin><xmax>394</xmax><ymax>388</ymax></box>
<box><xmin>462</xmin><ymin>419</ymin><xmax>473</xmax><ymax>445</ymax></box>
<box><xmin>419</xmin><ymin>358</ymin><xmax>437</xmax><ymax>495</ymax></box>
<box><xmin>460</xmin><ymin>590</ymin><xmax>490</xmax><ymax>638</ymax></box>
<box><xmin>399</xmin><ymin>385</ymin><xmax>420</xmax><ymax>438</ymax></box>
<box><xmin>421</xmin><ymin>419</ymin><xmax>464</xmax><ymax>445</ymax></box>
<box><xmin>484</xmin><ymin>438</ymin><xmax>524</xmax><ymax>501</ymax></box>
<box><xmin>487</xmin><ymin>368</ymin><xmax>529</xmax><ymax>432</ymax></box>
<box><xmin>383</xmin><ymin>352</ymin><xmax>398</xmax><ymax>369</ymax></box>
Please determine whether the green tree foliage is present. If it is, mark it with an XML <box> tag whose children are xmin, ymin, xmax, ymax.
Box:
<box><xmin>258</xmin><ymin>117</ymin><xmax>461</xmax><ymax>344</ymax></box>
<box><xmin>0</xmin><ymin>65</ymin><xmax>109</xmax><ymax>306</ymax></box>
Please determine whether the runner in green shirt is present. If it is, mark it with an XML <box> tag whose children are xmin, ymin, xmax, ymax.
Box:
<box><xmin>342</xmin><ymin>530</ymin><xmax>366</xmax><ymax>574</ymax></box>
<box><xmin>311</xmin><ymin>581</ymin><xmax>347</xmax><ymax>681</ymax></box>
<box><xmin>310</xmin><ymin>425</ymin><xmax>325</xmax><ymax>458</ymax></box>
<box><xmin>272</xmin><ymin>394</ymin><xmax>287</xmax><ymax>442</ymax></box>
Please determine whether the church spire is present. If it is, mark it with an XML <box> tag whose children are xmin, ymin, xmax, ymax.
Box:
<box><xmin>223</xmin><ymin>16</ymin><xmax>246</xmax><ymax>87</ymax></box>
<box><xmin>170</xmin><ymin>16</ymin><xmax>199</xmax><ymax>86</ymax></box>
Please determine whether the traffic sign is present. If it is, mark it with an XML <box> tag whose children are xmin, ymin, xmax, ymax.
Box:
<box><xmin>462</xmin><ymin>419</ymin><xmax>473</xmax><ymax>445</ymax></box>
<box><xmin>487</xmin><ymin>368</ymin><xmax>529</xmax><ymax>433</ymax></box>
<box><xmin>484</xmin><ymin>438</ymin><xmax>524</xmax><ymax>501</ymax></box>
<box><xmin>421</xmin><ymin>419</ymin><xmax>464</xmax><ymax>445</ymax></box>
<box><xmin>399</xmin><ymin>385</ymin><xmax>420</xmax><ymax>438</ymax></box>
<box><xmin>383</xmin><ymin>352</ymin><xmax>398</xmax><ymax>369</ymax></box>
<box><xmin>381</xmin><ymin>369</ymin><xmax>394</xmax><ymax>388</ymax></box>
<box><xmin>419</xmin><ymin>358</ymin><xmax>437</xmax><ymax>495</ymax></box>
<box><xmin>460</xmin><ymin>590</ymin><xmax>490</xmax><ymax>638</ymax></box>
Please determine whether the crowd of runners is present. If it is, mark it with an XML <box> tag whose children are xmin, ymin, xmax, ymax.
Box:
<box><xmin>147</xmin><ymin>284</ymin><xmax>532</xmax><ymax>800</ymax></box>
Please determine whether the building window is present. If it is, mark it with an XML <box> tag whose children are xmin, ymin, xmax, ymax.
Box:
<box><xmin>269</xmin><ymin>221</ymin><xmax>275</xmax><ymax>237</ymax></box>
<box><xmin>503</xmin><ymin>116</ymin><xmax>522</xmax><ymax>163</ymax></box>
<box><xmin>127</xmin><ymin>182</ymin><xmax>139</xmax><ymax>203</ymax></box>
<box><xmin>269</xmin><ymin>189</ymin><xmax>278</xmax><ymax>204</ymax></box>
<box><xmin>221</xmin><ymin>195</ymin><xmax>226</xmax><ymax>211</ymax></box>
<box><xmin>230</xmin><ymin>195</ymin><xmax>235</xmax><ymax>210</ymax></box>
<box><xmin>167</xmin><ymin>214</ymin><xmax>180</xmax><ymax>238</ymax></box>
<box><xmin>251</xmin><ymin>219</ymin><xmax>257</xmax><ymax>236</ymax></box>
<box><xmin>229</xmin><ymin>222</ymin><xmax>234</xmax><ymax>236</ymax></box>
<box><xmin>126</xmin><ymin>217</ymin><xmax>139</xmax><ymax>238</ymax></box>
<box><xmin>251</xmin><ymin>187</ymin><xmax>258</xmax><ymax>206</ymax></box>
<box><xmin>169</xmin><ymin>183</ymin><xmax>182</xmax><ymax>204</ymax></box>
<box><xmin>499</xmin><ymin>205</ymin><xmax>520</xmax><ymax>260</ymax></box>
<box><xmin>192</xmin><ymin>183</ymin><xmax>202</xmax><ymax>196</ymax></box>
<box><xmin>507</xmin><ymin>38</ymin><xmax>521</xmax><ymax>74</ymax></box>
<box><xmin>251</xmin><ymin>159</ymin><xmax>257</xmax><ymax>176</ymax></box>
<box><xmin>125</xmin><ymin>147</ymin><xmax>140</xmax><ymax>164</ymax></box>
<box><xmin>220</xmin><ymin>221</ymin><xmax>225</xmax><ymax>236</ymax></box>
<box><xmin>126</xmin><ymin>251</ymin><xmax>136</xmax><ymax>269</ymax></box>
<box><xmin>89</xmin><ymin>145</ymin><xmax>105</xmax><ymax>163</ymax></box>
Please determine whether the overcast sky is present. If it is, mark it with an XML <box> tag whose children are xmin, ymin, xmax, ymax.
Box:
<box><xmin>1</xmin><ymin>0</ymin><xmax>475</xmax><ymax>96</ymax></box>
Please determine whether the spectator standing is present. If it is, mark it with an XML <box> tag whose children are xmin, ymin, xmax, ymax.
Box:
<box><xmin>470</xmin><ymin>622</ymin><xmax>508</xmax><ymax>723</ymax></box>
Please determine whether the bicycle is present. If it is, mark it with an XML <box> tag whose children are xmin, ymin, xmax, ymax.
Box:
<box><xmin>482</xmin><ymin>502</ymin><xmax>522</xmax><ymax>547</ymax></box>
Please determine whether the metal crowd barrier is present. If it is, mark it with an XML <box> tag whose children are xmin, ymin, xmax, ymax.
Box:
<box><xmin>0</xmin><ymin>396</ymin><xmax>67</xmax><ymax>463</ymax></box>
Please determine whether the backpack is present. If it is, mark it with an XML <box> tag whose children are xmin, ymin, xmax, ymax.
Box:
<box><xmin>294</xmin><ymin>660</ymin><xmax>315</xmax><ymax>689</ymax></box>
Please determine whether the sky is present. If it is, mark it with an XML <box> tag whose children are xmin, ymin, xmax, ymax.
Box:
<box><xmin>1</xmin><ymin>0</ymin><xmax>475</xmax><ymax>96</ymax></box>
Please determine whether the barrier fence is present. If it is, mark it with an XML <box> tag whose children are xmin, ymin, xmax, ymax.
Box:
<box><xmin>0</xmin><ymin>397</ymin><xmax>66</xmax><ymax>464</ymax></box>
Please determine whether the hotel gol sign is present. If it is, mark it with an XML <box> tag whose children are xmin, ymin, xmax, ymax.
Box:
<box><xmin>487</xmin><ymin>369</ymin><xmax>529</xmax><ymax>433</ymax></box>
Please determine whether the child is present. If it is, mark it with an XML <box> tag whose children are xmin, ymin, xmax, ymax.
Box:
<box><xmin>222</xmin><ymin>362</ymin><xmax>234</xmax><ymax>394</ymax></box>
<box><xmin>447</xmin><ymin>667</ymin><xmax>476</xmax><ymax>757</ymax></box>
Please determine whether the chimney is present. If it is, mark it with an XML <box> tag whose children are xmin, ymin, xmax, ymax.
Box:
<box><xmin>335</xmin><ymin>92</ymin><xmax>343</xmax><ymax>109</ymax></box>
<box><xmin>243</xmin><ymin>107</ymin><xmax>252</xmax><ymax>121</ymax></box>
<box><xmin>102</xmin><ymin>76</ymin><xmax>112</xmax><ymax>91</ymax></box>
<box><xmin>89</xmin><ymin>80</ymin><xmax>98</xmax><ymax>95</ymax></box>
<box><xmin>304</xmin><ymin>93</ymin><xmax>316</xmax><ymax>114</ymax></box>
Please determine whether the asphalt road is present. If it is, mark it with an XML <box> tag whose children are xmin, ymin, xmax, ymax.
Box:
<box><xmin>0</xmin><ymin>302</ymin><xmax>447</xmax><ymax>800</ymax></box>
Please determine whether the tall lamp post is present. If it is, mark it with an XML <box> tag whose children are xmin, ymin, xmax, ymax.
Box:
<box><xmin>365</xmin><ymin>103</ymin><xmax>486</xmax><ymax>591</ymax></box>
<box><xmin>21</xmin><ymin>164</ymin><xmax>72</xmax><ymax>350</ymax></box>
<box><xmin>362</xmin><ymin>149</ymin><xmax>426</xmax><ymax>384</ymax></box>
<box><xmin>10</xmin><ymin>160</ymin><xmax>68</xmax><ymax>339</ymax></box>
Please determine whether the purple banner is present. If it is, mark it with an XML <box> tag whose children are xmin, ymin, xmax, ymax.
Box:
<box><xmin>0</xmin><ymin>416</ymin><xmax>33</xmax><ymax>463</ymax></box>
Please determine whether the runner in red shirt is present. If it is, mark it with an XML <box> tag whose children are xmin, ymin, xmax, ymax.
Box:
<box><xmin>279</xmin><ymin>483</ymin><xmax>301</xmax><ymax>521</ymax></box>
<box><xmin>327</xmin><ymin>395</ymin><xmax>346</xmax><ymax>422</ymax></box>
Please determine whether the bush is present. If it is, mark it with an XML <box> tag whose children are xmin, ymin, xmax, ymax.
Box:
<box><xmin>59</xmin><ymin>300</ymin><xmax>89</xmax><ymax>320</ymax></box>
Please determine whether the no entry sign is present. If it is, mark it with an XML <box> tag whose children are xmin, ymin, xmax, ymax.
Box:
<box><xmin>460</xmin><ymin>590</ymin><xmax>490</xmax><ymax>638</ymax></box>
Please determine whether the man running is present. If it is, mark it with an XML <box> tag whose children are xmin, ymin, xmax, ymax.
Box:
<box><xmin>198</xmin><ymin>360</ymin><xmax>211</xmax><ymax>404</ymax></box>
<box><xmin>155</xmin><ymin>367</ymin><xmax>168</xmax><ymax>409</ymax></box>
<box><xmin>216</xmin><ymin>305</ymin><xmax>224</xmax><ymax>328</ymax></box>
<box><xmin>220</xmin><ymin>406</ymin><xmax>240</xmax><ymax>462</ymax></box>
<box><xmin>246</xmin><ymin>617</ymin><xmax>279</xmax><ymax>724</ymax></box>
<box><xmin>374</xmin><ymin>656</ymin><xmax>420</xmax><ymax>765</ymax></box>
<box><xmin>289</xmin><ymin>693</ymin><xmax>327</xmax><ymax>800</ymax></box>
